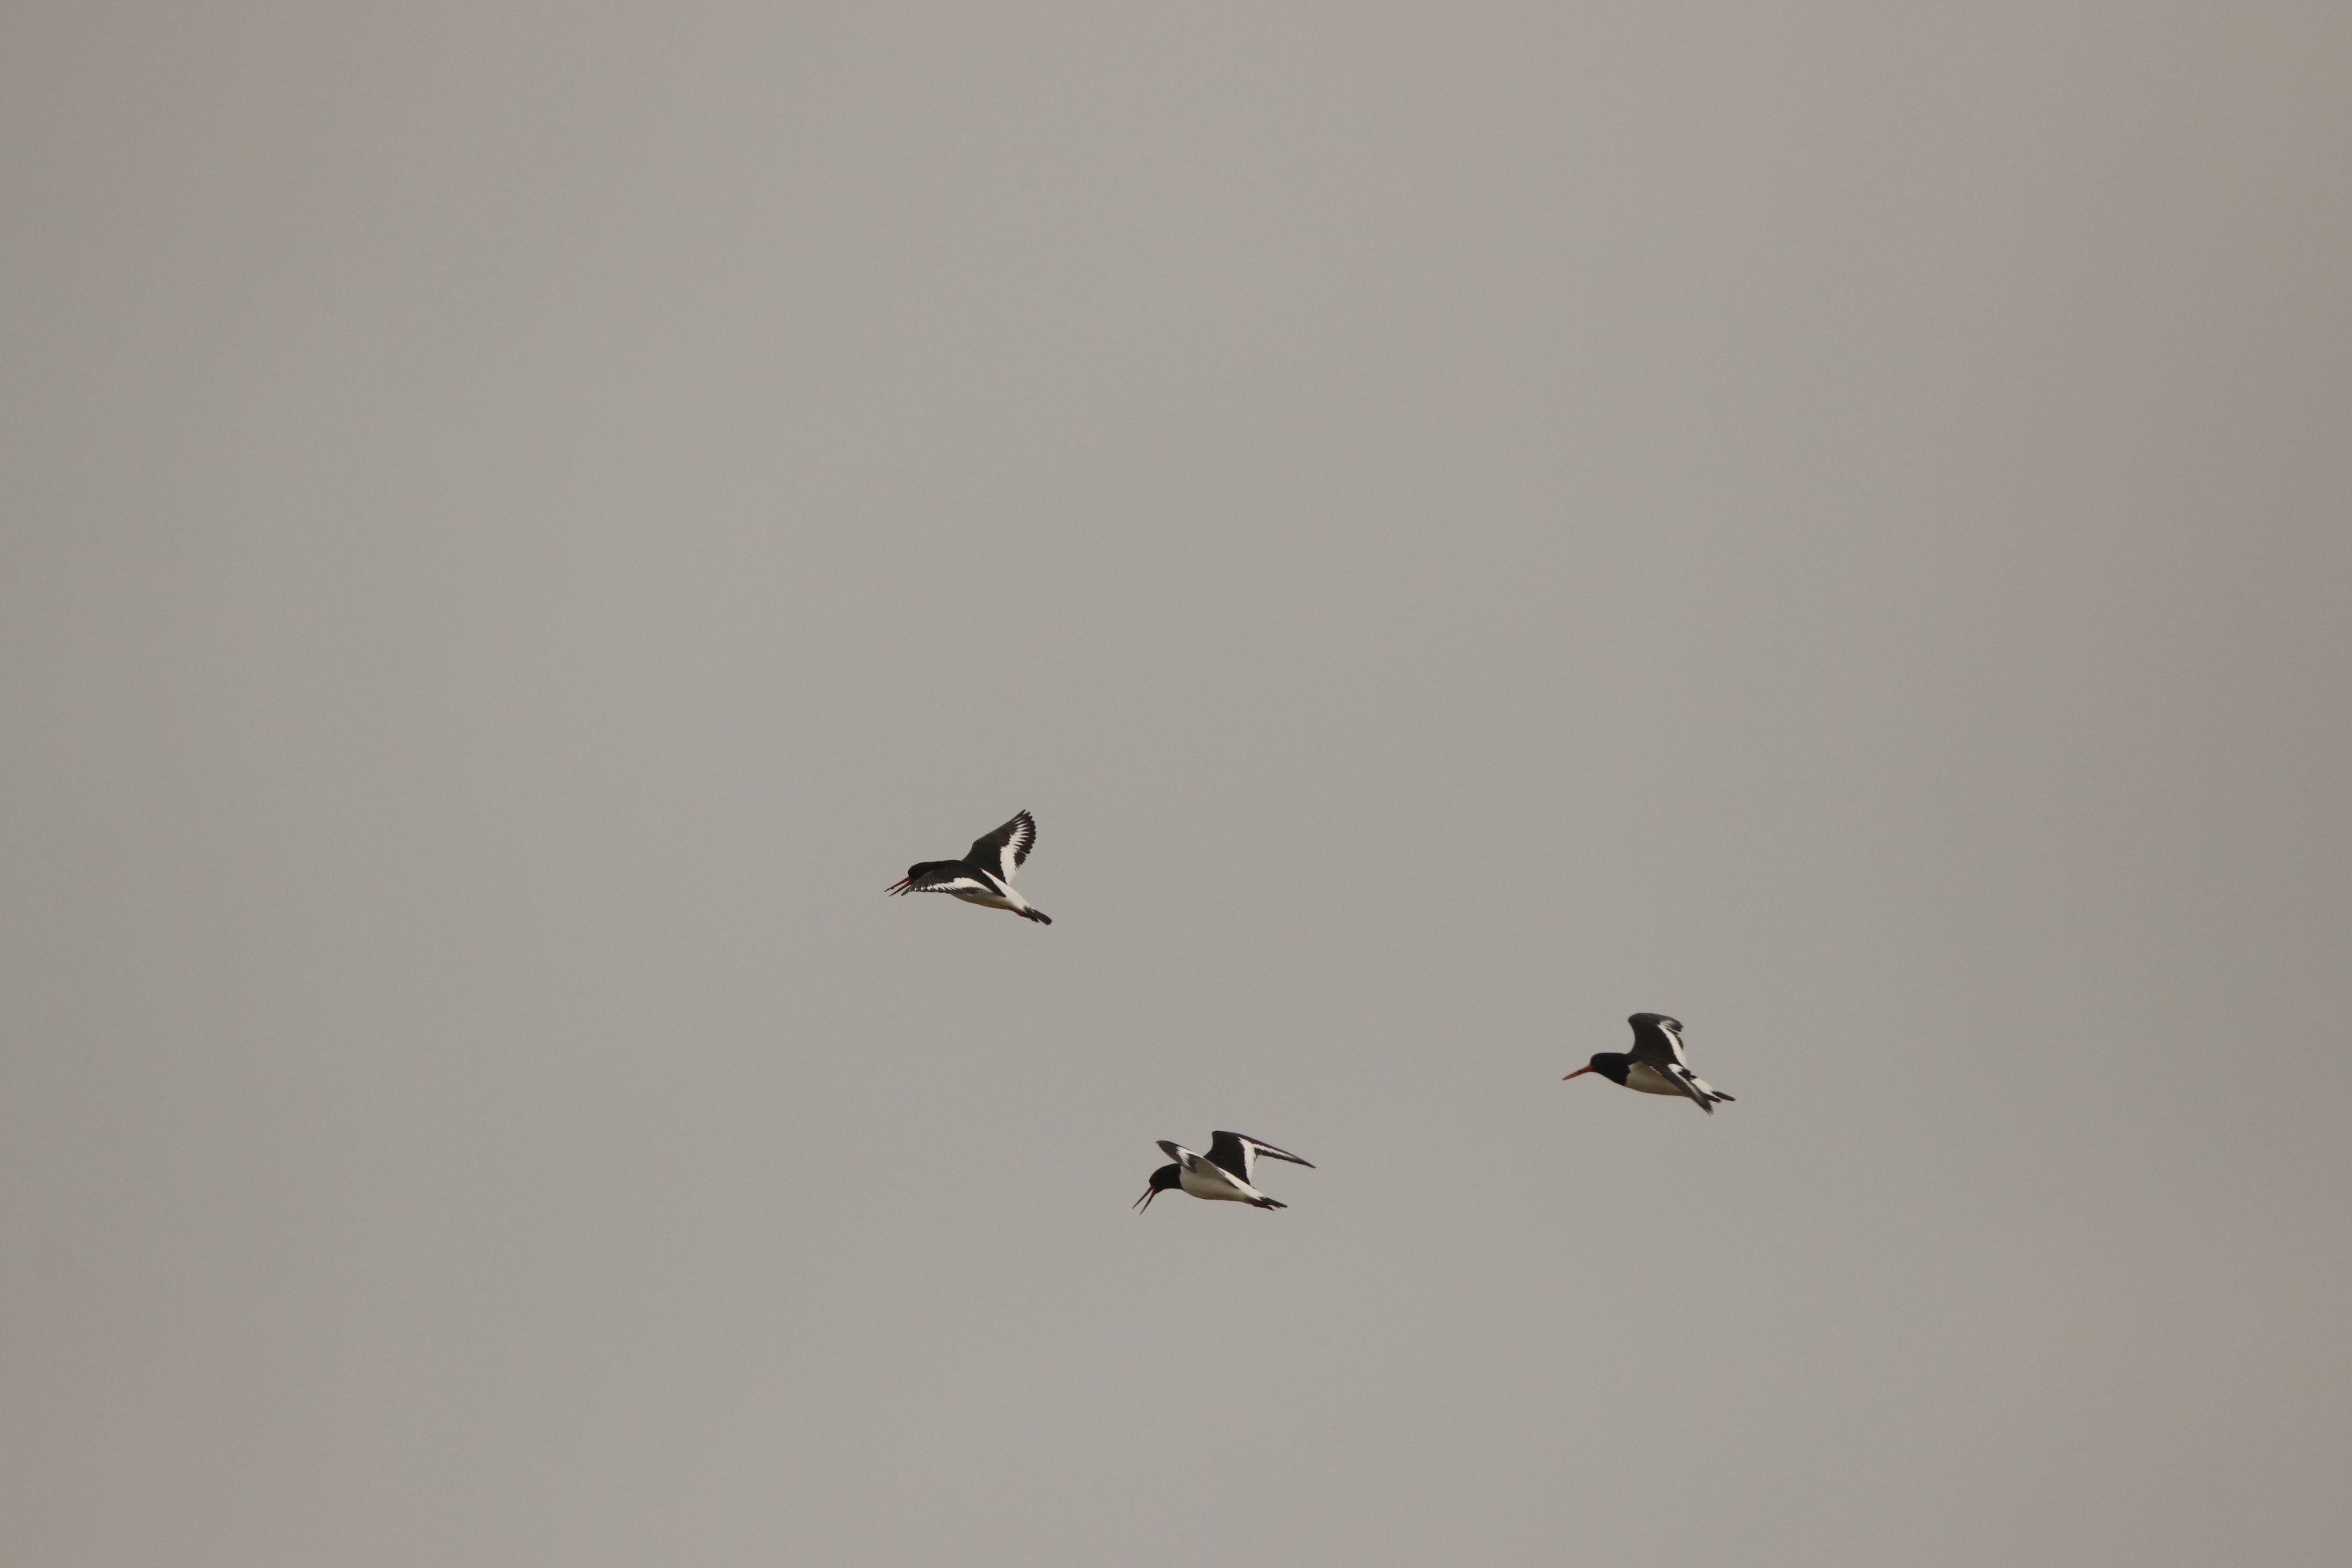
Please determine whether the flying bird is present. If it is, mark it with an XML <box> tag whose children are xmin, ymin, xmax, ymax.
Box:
<box><xmin>1562</xmin><ymin>1013</ymin><xmax>1736</xmax><ymax>1114</ymax></box>
<box><xmin>1135</xmin><ymin>1132</ymin><xmax>1315</xmax><ymax>1212</ymax></box>
<box><xmin>885</xmin><ymin>810</ymin><xmax>1050</xmax><ymax>925</ymax></box>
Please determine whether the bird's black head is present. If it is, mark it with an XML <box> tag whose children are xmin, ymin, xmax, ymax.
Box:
<box><xmin>1133</xmin><ymin>1163</ymin><xmax>1182</xmax><ymax>1213</ymax></box>
<box><xmin>885</xmin><ymin>859</ymin><xmax>956</xmax><ymax>895</ymax></box>
<box><xmin>1564</xmin><ymin>1052</ymin><xmax>1632</xmax><ymax>1086</ymax></box>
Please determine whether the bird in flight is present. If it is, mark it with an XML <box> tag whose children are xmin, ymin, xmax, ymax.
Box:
<box><xmin>885</xmin><ymin>810</ymin><xmax>1050</xmax><ymax>925</ymax></box>
<box><xmin>1136</xmin><ymin>1132</ymin><xmax>1316</xmax><ymax>1212</ymax></box>
<box><xmin>1562</xmin><ymin>1013</ymin><xmax>1736</xmax><ymax>1114</ymax></box>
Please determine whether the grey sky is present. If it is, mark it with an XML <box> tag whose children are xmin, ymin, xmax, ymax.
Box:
<box><xmin>4</xmin><ymin>6</ymin><xmax>2348</xmax><ymax>1565</ymax></box>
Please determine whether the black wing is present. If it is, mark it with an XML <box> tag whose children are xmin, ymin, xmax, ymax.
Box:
<box><xmin>1630</xmin><ymin>1016</ymin><xmax>1729</xmax><ymax>1112</ymax></box>
<box><xmin>1208</xmin><ymin>1131</ymin><xmax>1315</xmax><ymax>1185</ymax></box>
<box><xmin>1625</xmin><ymin>1013</ymin><xmax>1688</xmax><ymax>1069</ymax></box>
<box><xmin>967</xmin><ymin>811</ymin><xmax>1038</xmax><ymax>883</ymax></box>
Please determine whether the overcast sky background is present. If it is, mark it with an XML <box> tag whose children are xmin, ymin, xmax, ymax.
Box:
<box><xmin>4</xmin><ymin>6</ymin><xmax>2348</xmax><ymax>1566</ymax></box>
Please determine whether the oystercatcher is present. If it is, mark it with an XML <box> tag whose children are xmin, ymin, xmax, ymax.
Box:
<box><xmin>1134</xmin><ymin>1132</ymin><xmax>1314</xmax><ymax>1212</ymax></box>
<box><xmin>884</xmin><ymin>810</ymin><xmax>1050</xmax><ymax>925</ymax></box>
<box><xmin>1562</xmin><ymin>1013</ymin><xmax>1736</xmax><ymax>1114</ymax></box>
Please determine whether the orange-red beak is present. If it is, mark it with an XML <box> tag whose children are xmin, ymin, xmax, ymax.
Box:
<box><xmin>885</xmin><ymin>876</ymin><xmax>912</xmax><ymax>895</ymax></box>
<box><xmin>1562</xmin><ymin>1065</ymin><xmax>1597</xmax><ymax>1080</ymax></box>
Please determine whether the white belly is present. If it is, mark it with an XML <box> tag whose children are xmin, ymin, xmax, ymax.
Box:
<box><xmin>1625</xmin><ymin>1061</ymin><xmax>1690</xmax><ymax>1097</ymax></box>
<box><xmin>1178</xmin><ymin>1167</ymin><xmax>1256</xmax><ymax>1203</ymax></box>
<box><xmin>948</xmin><ymin>884</ymin><xmax>1029</xmax><ymax>913</ymax></box>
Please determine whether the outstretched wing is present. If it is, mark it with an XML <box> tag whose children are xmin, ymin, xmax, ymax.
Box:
<box><xmin>1208</xmin><ymin>1131</ymin><xmax>1315</xmax><ymax>1186</ymax></box>
<box><xmin>1627</xmin><ymin>1020</ymin><xmax>1740</xmax><ymax>1114</ymax></box>
<box><xmin>1629</xmin><ymin>1015</ymin><xmax>1730</xmax><ymax>1111</ymax></box>
<box><xmin>1625</xmin><ymin>1013</ymin><xmax>1689</xmax><ymax>1069</ymax></box>
<box><xmin>967</xmin><ymin>811</ymin><xmax>1038</xmax><ymax>883</ymax></box>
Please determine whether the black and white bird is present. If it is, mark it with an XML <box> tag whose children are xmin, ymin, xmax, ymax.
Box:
<box><xmin>1562</xmin><ymin>1013</ymin><xmax>1736</xmax><ymax>1114</ymax></box>
<box><xmin>1135</xmin><ymin>1132</ymin><xmax>1315</xmax><ymax>1212</ymax></box>
<box><xmin>884</xmin><ymin>810</ymin><xmax>1050</xmax><ymax>925</ymax></box>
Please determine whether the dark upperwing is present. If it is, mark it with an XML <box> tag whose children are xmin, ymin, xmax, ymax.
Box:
<box><xmin>966</xmin><ymin>810</ymin><xmax>1037</xmax><ymax>881</ymax></box>
<box><xmin>1624</xmin><ymin>1012</ymin><xmax>1687</xmax><ymax>1069</ymax></box>
<box><xmin>1208</xmin><ymin>1131</ymin><xmax>1314</xmax><ymax>1184</ymax></box>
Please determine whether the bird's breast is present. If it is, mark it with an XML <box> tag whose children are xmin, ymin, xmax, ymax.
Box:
<box><xmin>1178</xmin><ymin>1168</ymin><xmax>1253</xmax><ymax>1202</ymax></box>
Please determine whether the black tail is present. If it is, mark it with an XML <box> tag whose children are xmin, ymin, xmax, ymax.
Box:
<box><xmin>1253</xmin><ymin>1197</ymin><xmax>1287</xmax><ymax>1209</ymax></box>
<box><xmin>1022</xmin><ymin>907</ymin><xmax>1052</xmax><ymax>925</ymax></box>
